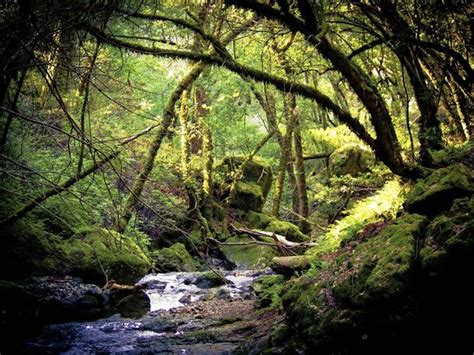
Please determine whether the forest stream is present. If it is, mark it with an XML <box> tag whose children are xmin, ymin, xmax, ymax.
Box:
<box><xmin>1</xmin><ymin>1</ymin><xmax>473</xmax><ymax>353</ymax></box>
<box><xmin>24</xmin><ymin>269</ymin><xmax>274</xmax><ymax>354</ymax></box>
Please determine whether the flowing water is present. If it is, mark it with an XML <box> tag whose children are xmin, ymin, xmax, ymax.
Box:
<box><xmin>25</xmin><ymin>269</ymin><xmax>272</xmax><ymax>354</ymax></box>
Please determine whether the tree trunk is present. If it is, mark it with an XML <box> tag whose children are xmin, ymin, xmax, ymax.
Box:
<box><xmin>116</xmin><ymin>63</ymin><xmax>205</xmax><ymax>233</ymax></box>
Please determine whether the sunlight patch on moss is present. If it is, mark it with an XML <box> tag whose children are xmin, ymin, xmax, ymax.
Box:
<box><xmin>308</xmin><ymin>179</ymin><xmax>404</xmax><ymax>255</ymax></box>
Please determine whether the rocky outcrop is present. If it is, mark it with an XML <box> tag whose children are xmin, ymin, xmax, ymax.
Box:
<box><xmin>404</xmin><ymin>163</ymin><xmax>474</xmax><ymax>217</ymax></box>
<box><xmin>260</xmin><ymin>162</ymin><xmax>474</xmax><ymax>353</ymax></box>
<box><xmin>216</xmin><ymin>156</ymin><xmax>272</xmax><ymax>212</ymax></box>
<box><xmin>0</xmin><ymin>225</ymin><xmax>151</xmax><ymax>284</ymax></box>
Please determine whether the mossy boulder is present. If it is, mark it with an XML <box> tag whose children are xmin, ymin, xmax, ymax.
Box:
<box><xmin>329</xmin><ymin>144</ymin><xmax>373</xmax><ymax>176</ymax></box>
<box><xmin>154</xmin><ymin>242</ymin><xmax>198</xmax><ymax>272</ymax></box>
<box><xmin>332</xmin><ymin>213</ymin><xmax>427</xmax><ymax>306</ymax></box>
<box><xmin>420</xmin><ymin>197</ymin><xmax>474</xmax><ymax>277</ymax></box>
<box><xmin>404</xmin><ymin>163</ymin><xmax>474</xmax><ymax>217</ymax></box>
<box><xmin>220</xmin><ymin>235</ymin><xmax>277</xmax><ymax>269</ymax></box>
<box><xmin>0</xmin><ymin>222</ymin><xmax>151</xmax><ymax>284</ymax></box>
<box><xmin>66</xmin><ymin>228</ymin><xmax>151</xmax><ymax>284</ymax></box>
<box><xmin>279</xmin><ymin>213</ymin><xmax>427</xmax><ymax>351</ymax></box>
<box><xmin>245</xmin><ymin>211</ymin><xmax>308</xmax><ymax>242</ymax></box>
<box><xmin>0</xmin><ymin>219</ymin><xmax>71</xmax><ymax>280</ymax></box>
<box><xmin>217</xmin><ymin>156</ymin><xmax>272</xmax><ymax>212</ymax></box>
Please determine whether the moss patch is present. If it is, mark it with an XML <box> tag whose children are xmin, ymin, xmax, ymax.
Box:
<box><xmin>405</xmin><ymin>163</ymin><xmax>474</xmax><ymax>217</ymax></box>
<box><xmin>329</xmin><ymin>144</ymin><xmax>373</xmax><ymax>176</ymax></box>
<box><xmin>253</xmin><ymin>274</ymin><xmax>287</xmax><ymax>309</ymax></box>
<box><xmin>420</xmin><ymin>197</ymin><xmax>474</xmax><ymax>277</ymax></box>
<box><xmin>0</xmin><ymin>223</ymin><xmax>151</xmax><ymax>284</ymax></box>
<box><xmin>154</xmin><ymin>242</ymin><xmax>199</xmax><ymax>272</ymax></box>
<box><xmin>244</xmin><ymin>211</ymin><xmax>308</xmax><ymax>242</ymax></box>
<box><xmin>66</xmin><ymin>228</ymin><xmax>151</xmax><ymax>284</ymax></box>
<box><xmin>271</xmin><ymin>256</ymin><xmax>311</xmax><ymax>276</ymax></box>
<box><xmin>278</xmin><ymin>213</ymin><xmax>427</xmax><ymax>351</ymax></box>
<box><xmin>216</xmin><ymin>156</ymin><xmax>273</xmax><ymax>212</ymax></box>
<box><xmin>220</xmin><ymin>236</ymin><xmax>277</xmax><ymax>269</ymax></box>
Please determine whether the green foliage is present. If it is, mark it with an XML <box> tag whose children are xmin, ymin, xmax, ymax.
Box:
<box><xmin>308</xmin><ymin>179</ymin><xmax>405</xmax><ymax>255</ymax></box>
<box><xmin>253</xmin><ymin>275</ymin><xmax>287</xmax><ymax>309</ymax></box>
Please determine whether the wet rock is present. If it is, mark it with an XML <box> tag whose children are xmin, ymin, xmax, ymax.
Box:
<box><xmin>184</xmin><ymin>271</ymin><xmax>226</xmax><ymax>289</ymax></box>
<box><xmin>0</xmin><ymin>280</ymin><xmax>39</xmax><ymax>353</ymax></box>
<box><xmin>114</xmin><ymin>291</ymin><xmax>150</xmax><ymax>319</ymax></box>
<box><xmin>216</xmin><ymin>288</ymin><xmax>232</xmax><ymax>301</ymax></box>
<box><xmin>19</xmin><ymin>276</ymin><xmax>106</xmax><ymax>322</ymax></box>
<box><xmin>179</xmin><ymin>294</ymin><xmax>192</xmax><ymax>304</ymax></box>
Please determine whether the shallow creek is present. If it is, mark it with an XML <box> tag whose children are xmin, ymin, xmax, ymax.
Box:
<box><xmin>25</xmin><ymin>269</ymin><xmax>273</xmax><ymax>354</ymax></box>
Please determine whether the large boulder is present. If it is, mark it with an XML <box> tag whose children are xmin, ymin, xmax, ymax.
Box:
<box><xmin>66</xmin><ymin>228</ymin><xmax>151</xmax><ymax>284</ymax></box>
<box><xmin>0</xmin><ymin>280</ymin><xmax>39</xmax><ymax>352</ymax></box>
<box><xmin>153</xmin><ymin>242</ymin><xmax>198</xmax><ymax>272</ymax></box>
<box><xmin>0</xmin><ymin>224</ymin><xmax>151</xmax><ymax>284</ymax></box>
<box><xmin>220</xmin><ymin>235</ymin><xmax>277</xmax><ymax>269</ymax></box>
<box><xmin>404</xmin><ymin>163</ymin><xmax>474</xmax><ymax>217</ymax></box>
<box><xmin>217</xmin><ymin>156</ymin><xmax>272</xmax><ymax>212</ymax></box>
<box><xmin>329</xmin><ymin>144</ymin><xmax>372</xmax><ymax>176</ymax></box>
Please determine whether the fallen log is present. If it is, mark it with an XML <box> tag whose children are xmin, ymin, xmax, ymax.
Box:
<box><xmin>271</xmin><ymin>255</ymin><xmax>311</xmax><ymax>276</ymax></box>
<box><xmin>231</xmin><ymin>225</ymin><xmax>316</xmax><ymax>249</ymax></box>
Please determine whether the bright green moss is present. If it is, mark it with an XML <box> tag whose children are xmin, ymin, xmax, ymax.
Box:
<box><xmin>220</xmin><ymin>236</ymin><xmax>276</xmax><ymax>269</ymax></box>
<box><xmin>153</xmin><ymin>242</ymin><xmax>198</xmax><ymax>272</ymax></box>
<box><xmin>405</xmin><ymin>163</ymin><xmax>474</xmax><ymax>216</ymax></box>
<box><xmin>216</xmin><ymin>156</ymin><xmax>273</xmax><ymax>212</ymax></box>
<box><xmin>253</xmin><ymin>274</ymin><xmax>287</xmax><ymax>309</ymax></box>
<box><xmin>329</xmin><ymin>143</ymin><xmax>373</xmax><ymax>176</ymax></box>
<box><xmin>66</xmin><ymin>228</ymin><xmax>151</xmax><ymax>284</ymax></box>
<box><xmin>334</xmin><ymin>214</ymin><xmax>427</xmax><ymax>305</ymax></box>
<box><xmin>266</xmin><ymin>220</ymin><xmax>308</xmax><ymax>242</ymax></box>
<box><xmin>244</xmin><ymin>211</ymin><xmax>308</xmax><ymax>242</ymax></box>
<box><xmin>245</xmin><ymin>211</ymin><xmax>274</xmax><ymax>229</ymax></box>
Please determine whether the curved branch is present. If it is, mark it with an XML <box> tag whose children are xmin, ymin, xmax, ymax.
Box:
<box><xmin>115</xmin><ymin>8</ymin><xmax>230</xmax><ymax>58</ymax></box>
<box><xmin>86</xmin><ymin>26</ymin><xmax>376</xmax><ymax>151</ymax></box>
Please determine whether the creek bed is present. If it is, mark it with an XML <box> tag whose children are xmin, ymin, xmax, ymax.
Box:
<box><xmin>25</xmin><ymin>269</ymin><xmax>274</xmax><ymax>354</ymax></box>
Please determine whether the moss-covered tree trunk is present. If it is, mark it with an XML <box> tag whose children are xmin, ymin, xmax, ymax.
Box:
<box><xmin>286</xmin><ymin>94</ymin><xmax>310</xmax><ymax>233</ymax></box>
<box><xmin>116</xmin><ymin>64</ymin><xmax>205</xmax><ymax>233</ymax></box>
<box><xmin>77</xmin><ymin>41</ymin><xmax>101</xmax><ymax>175</ymax></box>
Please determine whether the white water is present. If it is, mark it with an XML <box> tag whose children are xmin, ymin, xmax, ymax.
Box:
<box><xmin>137</xmin><ymin>269</ymin><xmax>271</xmax><ymax>312</ymax></box>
